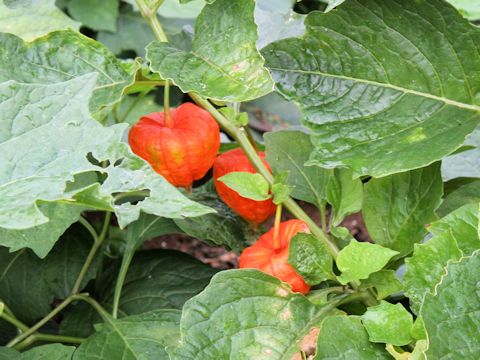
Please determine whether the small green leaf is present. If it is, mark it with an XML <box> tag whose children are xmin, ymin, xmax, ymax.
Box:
<box><xmin>271</xmin><ymin>182</ymin><xmax>291</xmax><ymax>205</ymax></box>
<box><xmin>326</xmin><ymin>169</ymin><xmax>363</xmax><ymax>227</ymax></box>
<box><xmin>360</xmin><ymin>270</ymin><xmax>402</xmax><ymax>300</ymax></box>
<box><xmin>218</xmin><ymin>172</ymin><xmax>271</xmax><ymax>201</ymax></box>
<box><xmin>314</xmin><ymin>316</ymin><xmax>390</xmax><ymax>359</ymax></box>
<box><xmin>421</xmin><ymin>251</ymin><xmax>480</xmax><ymax>359</ymax></box>
<box><xmin>0</xmin><ymin>0</ymin><xmax>79</xmax><ymax>41</ymax></box>
<box><xmin>337</xmin><ymin>240</ymin><xmax>399</xmax><ymax>285</ymax></box>
<box><xmin>68</xmin><ymin>0</ymin><xmax>118</xmax><ymax>32</ymax></box>
<box><xmin>21</xmin><ymin>344</ymin><xmax>75</xmax><ymax>360</ymax></box>
<box><xmin>265</xmin><ymin>130</ymin><xmax>331</xmax><ymax>207</ymax></box>
<box><xmin>146</xmin><ymin>0</ymin><xmax>274</xmax><ymax>102</ymax></box>
<box><xmin>363</xmin><ymin>163</ymin><xmax>443</xmax><ymax>256</ymax></box>
<box><xmin>361</xmin><ymin>301</ymin><xmax>414</xmax><ymax>346</ymax></box>
<box><xmin>330</xmin><ymin>226</ymin><xmax>356</xmax><ymax>249</ymax></box>
<box><xmin>218</xmin><ymin>107</ymin><xmax>249</xmax><ymax>127</ymax></box>
<box><xmin>411</xmin><ymin>317</ymin><xmax>427</xmax><ymax>341</ymax></box>
<box><xmin>73</xmin><ymin>310</ymin><xmax>181</xmax><ymax>360</ymax></box>
<box><xmin>175</xmin><ymin>269</ymin><xmax>335</xmax><ymax>359</ymax></box>
<box><xmin>288</xmin><ymin>233</ymin><xmax>335</xmax><ymax>285</ymax></box>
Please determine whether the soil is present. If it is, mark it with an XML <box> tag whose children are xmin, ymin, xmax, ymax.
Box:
<box><xmin>144</xmin><ymin>202</ymin><xmax>371</xmax><ymax>270</ymax></box>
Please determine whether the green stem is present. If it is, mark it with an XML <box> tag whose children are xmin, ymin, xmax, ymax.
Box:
<box><xmin>0</xmin><ymin>311</ymin><xmax>29</xmax><ymax>333</ymax></box>
<box><xmin>6</xmin><ymin>293</ymin><xmax>88</xmax><ymax>348</ymax></box>
<box><xmin>163</xmin><ymin>80</ymin><xmax>173</xmax><ymax>127</ymax></box>
<box><xmin>72</xmin><ymin>213</ymin><xmax>111</xmax><ymax>295</ymax></box>
<box><xmin>14</xmin><ymin>334</ymin><xmax>84</xmax><ymax>351</ymax></box>
<box><xmin>319</xmin><ymin>201</ymin><xmax>327</xmax><ymax>232</ymax></box>
<box><xmin>136</xmin><ymin>0</ymin><xmax>168</xmax><ymax>42</ymax></box>
<box><xmin>272</xmin><ymin>204</ymin><xmax>282</xmax><ymax>250</ymax></box>
<box><xmin>75</xmin><ymin>295</ymin><xmax>111</xmax><ymax>322</ymax></box>
<box><xmin>112</xmin><ymin>249</ymin><xmax>135</xmax><ymax>319</ymax></box>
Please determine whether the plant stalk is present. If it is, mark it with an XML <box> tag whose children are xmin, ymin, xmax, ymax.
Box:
<box><xmin>72</xmin><ymin>212</ymin><xmax>111</xmax><ymax>295</ymax></box>
<box><xmin>163</xmin><ymin>80</ymin><xmax>173</xmax><ymax>127</ymax></box>
<box><xmin>272</xmin><ymin>204</ymin><xmax>282</xmax><ymax>249</ymax></box>
<box><xmin>0</xmin><ymin>311</ymin><xmax>29</xmax><ymax>333</ymax></box>
<box><xmin>111</xmin><ymin>249</ymin><xmax>135</xmax><ymax>319</ymax></box>
<box><xmin>6</xmin><ymin>293</ymin><xmax>88</xmax><ymax>348</ymax></box>
<box><xmin>14</xmin><ymin>334</ymin><xmax>84</xmax><ymax>351</ymax></box>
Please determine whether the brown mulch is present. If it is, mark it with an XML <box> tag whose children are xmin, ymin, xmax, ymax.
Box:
<box><xmin>144</xmin><ymin>202</ymin><xmax>371</xmax><ymax>270</ymax></box>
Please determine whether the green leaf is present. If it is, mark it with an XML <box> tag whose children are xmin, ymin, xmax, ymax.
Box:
<box><xmin>442</xmin><ymin>148</ymin><xmax>480</xmax><ymax>181</ymax></box>
<box><xmin>108</xmin><ymin>94</ymin><xmax>160</xmax><ymax>126</ymax></box>
<box><xmin>99</xmin><ymin>250</ymin><xmax>218</xmax><ymax>314</ymax></box>
<box><xmin>404</xmin><ymin>203</ymin><xmax>479</xmax><ymax>312</ymax></box>
<box><xmin>97</xmin><ymin>11</ymin><xmax>155</xmax><ymax>56</ymax></box>
<box><xmin>288</xmin><ymin>233</ymin><xmax>335</xmax><ymax>285</ymax></box>
<box><xmin>336</xmin><ymin>240</ymin><xmax>399</xmax><ymax>285</ymax></box>
<box><xmin>73</xmin><ymin>309</ymin><xmax>181</xmax><ymax>360</ymax></box>
<box><xmin>263</xmin><ymin>0</ymin><xmax>480</xmax><ymax>177</ymax></box>
<box><xmin>314</xmin><ymin>316</ymin><xmax>390</xmax><ymax>359</ymax></box>
<box><xmin>271</xmin><ymin>182</ymin><xmax>291</xmax><ymax>205</ymax></box>
<box><xmin>0</xmin><ymin>75</ymin><xmax>213</xmax><ymax>237</ymax></box>
<box><xmin>21</xmin><ymin>344</ymin><xmax>75</xmax><ymax>360</ymax></box>
<box><xmin>447</xmin><ymin>0</ymin><xmax>480</xmax><ymax>20</ymax></box>
<box><xmin>326</xmin><ymin>169</ymin><xmax>363</xmax><ymax>226</ymax></box>
<box><xmin>218</xmin><ymin>172</ymin><xmax>271</xmax><ymax>201</ymax></box>
<box><xmin>421</xmin><ymin>251</ymin><xmax>480</xmax><ymax>359</ymax></box>
<box><xmin>68</xmin><ymin>0</ymin><xmax>118</xmax><ymax>32</ymax></box>
<box><xmin>60</xmin><ymin>302</ymin><xmax>102</xmax><ymax>338</ymax></box>
<box><xmin>360</xmin><ymin>270</ymin><xmax>403</xmax><ymax>300</ymax></box>
<box><xmin>265</xmin><ymin>130</ymin><xmax>331</xmax><ymax>207</ymax></box>
<box><xmin>363</xmin><ymin>163</ymin><xmax>443</xmax><ymax>256</ymax></box>
<box><xmin>174</xmin><ymin>184</ymin><xmax>248</xmax><ymax>252</ymax></box>
<box><xmin>146</xmin><ymin>0</ymin><xmax>274</xmax><ymax>102</ymax></box>
<box><xmin>361</xmin><ymin>301</ymin><xmax>413</xmax><ymax>346</ymax></box>
<box><xmin>330</xmin><ymin>226</ymin><xmax>356</xmax><ymax>249</ymax></box>
<box><xmin>255</xmin><ymin>4</ymin><xmax>305</xmax><ymax>49</ymax></box>
<box><xmin>175</xmin><ymin>269</ymin><xmax>335</xmax><ymax>359</ymax></box>
<box><xmin>438</xmin><ymin>179</ymin><xmax>480</xmax><ymax>217</ymax></box>
<box><xmin>0</xmin><ymin>0</ymin><xmax>79</xmax><ymax>41</ymax></box>
<box><xmin>0</xmin><ymin>202</ymin><xmax>84</xmax><ymax>258</ymax></box>
<box><xmin>0</xmin><ymin>225</ymin><xmax>100</xmax><ymax>323</ymax></box>
<box><xmin>0</xmin><ymin>31</ymin><xmax>136</xmax><ymax>118</ymax></box>
<box><xmin>0</xmin><ymin>347</ymin><xmax>19</xmax><ymax>360</ymax></box>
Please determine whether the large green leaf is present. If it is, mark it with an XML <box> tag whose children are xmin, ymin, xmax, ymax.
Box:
<box><xmin>254</xmin><ymin>2</ymin><xmax>305</xmax><ymax>49</ymax></box>
<box><xmin>73</xmin><ymin>310</ymin><xmax>181</xmax><ymax>360</ymax></box>
<box><xmin>0</xmin><ymin>31</ymin><xmax>136</xmax><ymax>118</ymax></box>
<box><xmin>0</xmin><ymin>202</ymin><xmax>84</xmax><ymax>257</ymax></box>
<box><xmin>363</xmin><ymin>163</ymin><xmax>443</xmax><ymax>256</ymax></box>
<box><xmin>314</xmin><ymin>316</ymin><xmax>390</xmax><ymax>359</ymax></box>
<box><xmin>174</xmin><ymin>185</ymin><xmax>248</xmax><ymax>252</ymax></box>
<box><xmin>0</xmin><ymin>347</ymin><xmax>19</xmax><ymax>359</ymax></box>
<box><xmin>0</xmin><ymin>225</ymin><xmax>99</xmax><ymax>323</ymax></box>
<box><xmin>421</xmin><ymin>251</ymin><xmax>480</xmax><ymax>359</ymax></box>
<box><xmin>0</xmin><ymin>75</ymin><xmax>213</xmax><ymax>237</ymax></box>
<box><xmin>146</xmin><ymin>0</ymin><xmax>274</xmax><ymax>102</ymax></box>
<box><xmin>265</xmin><ymin>130</ymin><xmax>331</xmax><ymax>208</ymax></box>
<box><xmin>68</xmin><ymin>0</ymin><xmax>118</xmax><ymax>32</ymax></box>
<box><xmin>404</xmin><ymin>203</ymin><xmax>479</xmax><ymax>313</ymax></box>
<box><xmin>99</xmin><ymin>250</ymin><xmax>218</xmax><ymax>315</ymax></box>
<box><xmin>175</xmin><ymin>269</ymin><xmax>335</xmax><ymax>359</ymax></box>
<box><xmin>438</xmin><ymin>179</ymin><xmax>480</xmax><ymax>217</ymax></box>
<box><xmin>359</xmin><ymin>270</ymin><xmax>402</xmax><ymax>300</ymax></box>
<box><xmin>21</xmin><ymin>344</ymin><xmax>75</xmax><ymax>360</ymax></box>
<box><xmin>447</xmin><ymin>0</ymin><xmax>480</xmax><ymax>20</ymax></box>
<box><xmin>336</xmin><ymin>240</ymin><xmax>399</xmax><ymax>284</ymax></box>
<box><xmin>263</xmin><ymin>0</ymin><xmax>480</xmax><ymax>177</ymax></box>
<box><xmin>0</xmin><ymin>0</ymin><xmax>79</xmax><ymax>41</ymax></box>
